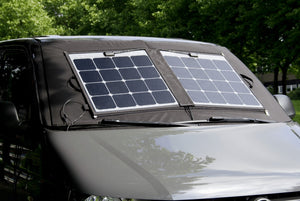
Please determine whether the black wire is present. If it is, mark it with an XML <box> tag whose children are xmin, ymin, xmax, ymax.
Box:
<box><xmin>240</xmin><ymin>74</ymin><xmax>254</xmax><ymax>88</ymax></box>
<box><xmin>67</xmin><ymin>76</ymin><xmax>81</xmax><ymax>92</ymax></box>
<box><xmin>184</xmin><ymin>106</ymin><xmax>194</xmax><ymax>120</ymax></box>
<box><xmin>60</xmin><ymin>99</ymin><xmax>87</xmax><ymax>131</ymax></box>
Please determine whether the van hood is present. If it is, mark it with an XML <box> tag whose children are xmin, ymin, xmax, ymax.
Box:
<box><xmin>47</xmin><ymin>122</ymin><xmax>300</xmax><ymax>200</ymax></box>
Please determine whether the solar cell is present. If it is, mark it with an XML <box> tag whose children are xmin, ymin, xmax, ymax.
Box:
<box><xmin>94</xmin><ymin>58</ymin><xmax>115</xmax><ymax>69</ymax></box>
<box><xmin>239</xmin><ymin>94</ymin><xmax>260</xmax><ymax>106</ymax></box>
<box><xmin>119</xmin><ymin>68</ymin><xmax>141</xmax><ymax>80</ymax></box>
<box><xmin>138</xmin><ymin>67</ymin><xmax>160</xmax><ymax>78</ymax></box>
<box><xmin>152</xmin><ymin>91</ymin><xmax>176</xmax><ymax>104</ymax></box>
<box><xmin>180</xmin><ymin>79</ymin><xmax>201</xmax><ymax>90</ymax></box>
<box><xmin>197</xmin><ymin>80</ymin><xmax>217</xmax><ymax>91</ymax></box>
<box><xmin>131</xmin><ymin>55</ymin><xmax>152</xmax><ymax>66</ymax></box>
<box><xmin>189</xmin><ymin>69</ymin><xmax>208</xmax><ymax>79</ymax></box>
<box><xmin>106</xmin><ymin>82</ymin><xmax>129</xmax><ymax>94</ymax></box>
<box><xmin>161</xmin><ymin>51</ymin><xmax>262</xmax><ymax>107</ymax></box>
<box><xmin>125</xmin><ymin>80</ymin><xmax>148</xmax><ymax>92</ymax></box>
<box><xmin>112</xmin><ymin>57</ymin><xmax>134</xmax><ymax>68</ymax></box>
<box><xmin>69</xmin><ymin>50</ymin><xmax>177</xmax><ymax>114</ymax></box>
<box><xmin>164</xmin><ymin>56</ymin><xmax>185</xmax><ymax>67</ymax></box>
<box><xmin>197</xmin><ymin>59</ymin><xmax>216</xmax><ymax>69</ymax></box>
<box><xmin>213</xmin><ymin>81</ymin><xmax>234</xmax><ymax>92</ymax></box>
<box><xmin>172</xmin><ymin>67</ymin><xmax>193</xmax><ymax>78</ymax></box>
<box><xmin>213</xmin><ymin>60</ymin><xmax>232</xmax><ymax>70</ymax></box>
<box><xmin>187</xmin><ymin>91</ymin><xmax>209</xmax><ymax>103</ymax></box>
<box><xmin>133</xmin><ymin>92</ymin><xmax>156</xmax><ymax>106</ymax></box>
<box><xmin>92</xmin><ymin>96</ymin><xmax>116</xmax><ymax>110</ymax></box>
<box><xmin>100</xmin><ymin>69</ymin><xmax>122</xmax><ymax>81</ymax></box>
<box><xmin>113</xmin><ymin>94</ymin><xmax>136</xmax><ymax>107</ymax></box>
<box><xmin>221</xmin><ymin>92</ymin><xmax>243</xmax><ymax>105</ymax></box>
<box><xmin>145</xmin><ymin>79</ymin><xmax>167</xmax><ymax>90</ymax></box>
<box><xmin>221</xmin><ymin>71</ymin><xmax>240</xmax><ymax>81</ymax></box>
<box><xmin>181</xmin><ymin>57</ymin><xmax>200</xmax><ymax>67</ymax></box>
<box><xmin>74</xmin><ymin>59</ymin><xmax>96</xmax><ymax>70</ymax></box>
<box><xmin>86</xmin><ymin>83</ymin><xmax>109</xmax><ymax>95</ymax></box>
<box><xmin>205</xmin><ymin>92</ymin><xmax>226</xmax><ymax>104</ymax></box>
<box><xmin>205</xmin><ymin>70</ymin><xmax>225</xmax><ymax>80</ymax></box>
<box><xmin>79</xmin><ymin>71</ymin><xmax>102</xmax><ymax>83</ymax></box>
<box><xmin>230</xmin><ymin>82</ymin><xmax>250</xmax><ymax>93</ymax></box>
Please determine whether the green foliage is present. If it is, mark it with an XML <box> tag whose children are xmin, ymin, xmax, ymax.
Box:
<box><xmin>288</xmin><ymin>88</ymin><xmax>300</xmax><ymax>100</ymax></box>
<box><xmin>0</xmin><ymin>0</ymin><xmax>299</xmax><ymax>91</ymax></box>
<box><xmin>0</xmin><ymin>0</ymin><xmax>61</xmax><ymax>40</ymax></box>
<box><xmin>292</xmin><ymin>100</ymin><xmax>300</xmax><ymax>123</ymax></box>
<box><xmin>290</xmin><ymin>61</ymin><xmax>300</xmax><ymax>78</ymax></box>
<box><xmin>42</xmin><ymin>0</ymin><xmax>93</xmax><ymax>35</ymax></box>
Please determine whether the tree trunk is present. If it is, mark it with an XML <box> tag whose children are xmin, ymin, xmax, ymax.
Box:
<box><xmin>281</xmin><ymin>64</ymin><xmax>288</xmax><ymax>95</ymax></box>
<box><xmin>273</xmin><ymin>67</ymin><xmax>279</xmax><ymax>94</ymax></box>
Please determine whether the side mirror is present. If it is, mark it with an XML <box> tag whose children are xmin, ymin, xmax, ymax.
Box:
<box><xmin>273</xmin><ymin>94</ymin><xmax>296</xmax><ymax>119</ymax></box>
<box><xmin>0</xmin><ymin>101</ymin><xmax>19</xmax><ymax>129</ymax></box>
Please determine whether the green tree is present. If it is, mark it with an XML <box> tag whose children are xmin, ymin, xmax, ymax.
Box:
<box><xmin>240</xmin><ymin>0</ymin><xmax>300</xmax><ymax>94</ymax></box>
<box><xmin>42</xmin><ymin>0</ymin><xmax>141</xmax><ymax>35</ymax></box>
<box><xmin>42</xmin><ymin>0</ymin><xmax>92</xmax><ymax>35</ymax></box>
<box><xmin>150</xmin><ymin>0</ymin><xmax>299</xmax><ymax>94</ymax></box>
<box><xmin>0</xmin><ymin>0</ymin><xmax>60</xmax><ymax>40</ymax></box>
<box><xmin>40</xmin><ymin>0</ymin><xmax>299</xmax><ymax>94</ymax></box>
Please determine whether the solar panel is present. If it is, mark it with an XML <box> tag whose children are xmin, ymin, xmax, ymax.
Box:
<box><xmin>161</xmin><ymin>51</ymin><xmax>262</xmax><ymax>108</ymax></box>
<box><xmin>69</xmin><ymin>50</ymin><xmax>177</xmax><ymax>114</ymax></box>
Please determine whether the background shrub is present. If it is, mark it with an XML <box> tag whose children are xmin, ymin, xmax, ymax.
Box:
<box><xmin>288</xmin><ymin>88</ymin><xmax>300</xmax><ymax>100</ymax></box>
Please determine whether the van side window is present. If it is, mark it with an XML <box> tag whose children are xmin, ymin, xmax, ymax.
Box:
<box><xmin>0</xmin><ymin>49</ymin><xmax>33</xmax><ymax>123</ymax></box>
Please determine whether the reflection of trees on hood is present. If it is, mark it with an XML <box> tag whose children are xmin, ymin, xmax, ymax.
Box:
<box><xmin>134</xmin><ymin>137</ymin><xmax>214</xmax><ymax>175</ymax></box>
<box><xmin>106</xmin><ymin>128</ymin><xmax>215</xmax><ymax>188</ymax></box>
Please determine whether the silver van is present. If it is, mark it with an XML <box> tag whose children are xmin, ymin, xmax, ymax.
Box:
<box><xmin>0</xmin><ymin>36</ymin><xmax>299</xmax><ymax>201</ymax></box>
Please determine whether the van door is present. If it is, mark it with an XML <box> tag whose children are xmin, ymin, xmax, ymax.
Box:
<box><xmin>0</xmin><ymin>47</ymin><xmax>41</xmax><ymax>200</ymax></box>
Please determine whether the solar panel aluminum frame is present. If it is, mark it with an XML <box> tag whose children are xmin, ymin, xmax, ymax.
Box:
<box><xmin>160</xmin><ymin>51</ymin><xmax>263</xmax><ymax>109</ymax></box>
<box><xmin>66</xmin><ymin>50</ymin><xmax>178</xmax><ymax>118</ymax></box>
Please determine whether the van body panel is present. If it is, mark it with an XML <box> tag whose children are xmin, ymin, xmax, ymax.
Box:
<box><xmin>48</xmin><ymin>122</ymin><xmax>300</xmax><ymax>200</ymax></box>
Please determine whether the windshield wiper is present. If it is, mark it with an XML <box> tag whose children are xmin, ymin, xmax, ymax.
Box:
<box><xmin>100</xmin><ymin>119</ymin><xmax>189</xmax><ymax>127</ymax></box>
<box><xmin>208</xmin><ymin>116</ymin><xmax>274</xmax><ymax>123</ymax></box>
<box><xmin>100</xmin><ymin>117</ymin><xmax>274</xmax><ymax>128</ymax></box>
<box><xmin>177</xmin><ymin>117</ymin><xmax>274</xmax><ymax>124</ymax></box>
<box><xmin>66</xmin><ymin>117</ymin><xmax>273</xmax><ymax>130</ymax></box>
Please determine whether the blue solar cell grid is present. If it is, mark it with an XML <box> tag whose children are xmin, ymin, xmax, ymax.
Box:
<box><xmin>69</xmin><ymin>51</ymin><xmax>177</xmax><ymax>113</ymax></box>
<box><xmin>161</xmin><ymin>51</ymin><xmax>262</xmax><ymax>107</ymax></box>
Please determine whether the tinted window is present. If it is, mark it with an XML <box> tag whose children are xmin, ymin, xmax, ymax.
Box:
<box><xmin>0</xmin><ymin>49</ymin><xmax>34</xmax><ymax>123</ymax></box>
<box><xmin>0</xmin><ymin>48</ymin><xmax>40</xmax><ymax>198</ymax></box>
